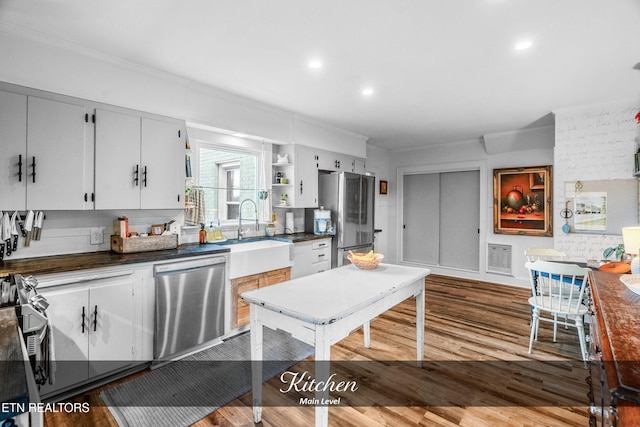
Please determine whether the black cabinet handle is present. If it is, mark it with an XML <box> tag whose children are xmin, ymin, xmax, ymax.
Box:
<box><xmin>143</xmin><ymin>166</ymin><xmax>148</xmax><ymax>187</ymax></box>
<box><xmin>134</xmin><ymin>164</ymin><xmax>139</xmax><ymax>186</ymax></box>
<box><xmin>300</xmin><ymin>180</ymin><xmax>303</xmax><ymax>195</ymax></box>
<box><xmin>31</xmin><ymin>156</ymin><xmax>36</xmax><ymax>183</ymax></box>
<box><xmin>81</xmin><ymin>306</ymin><xmax>86</xmax><ymax>333</ymax></box>
<box><xmin>18</xmin><ymin>154</ymin><xmax>23</xmax><ymax>182</ymax></box>
<box><xmin>93</xmin><ymin>305</ymin><xmax>98</xmax><ymax>332</ymax></box>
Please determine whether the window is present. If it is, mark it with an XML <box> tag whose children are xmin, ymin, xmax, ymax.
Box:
<box><xmin>198</xmin><ymin>144</ymin><xmax>259</xmax><ymax>223</ymax></box>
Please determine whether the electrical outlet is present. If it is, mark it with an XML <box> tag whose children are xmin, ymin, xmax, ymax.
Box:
<box><xmin>90</xmin><ymin>227</ymin><xmax>104</xmax><ymax>245</ymax></box>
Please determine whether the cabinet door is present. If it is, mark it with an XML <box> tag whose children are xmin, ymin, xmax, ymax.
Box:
<box><xmin>353</xmin><ymin>157</ymin><xmax>367</xmax><ymax>174</ymax></box>
<box><xmin>231</xmin><ymin>273</ymin><xmax>261</xmax><ymax>329</ymax></box>
<box><xmin>94</xmin><ymin>109</ymin><xmax>142</xmax><ymax>209</ymax></box>
<box><xmin>293</xmin><ymin>145</ymin><xmax>318</xmax><ymax>208</ymax></box>
<box><xmin>316</xmin><ymin>149</ymin><xmax>338</xmax><ymax>171</ymax></box>
<box><xmin>291</xmin><ymin>241</ymin><xmax>313</xmax><ymax>279</ymax></box>
<box><xmin>88</xmin><ymin>276</ymin><xmax>135</xmax><ymax>378</ymax></box>
<box><xmin>0</xmin><ymin>90</ymin><xmax>27</xmax><ymax>211</ymax></box>
<box><xmin>27</xmin><ymin>96</ymin><xmax>88</xmax><ymax>210</ymax></box>
<box><xmin>38</xmin><ymin>286</ymin><xmax>90</xmax><ymax>396</ymax></box>
<box><xmin>141</xmin><ymin>117</ymin><xmax>184</xmax><ymax>209</ymax></box>
<box><xmin>264</xmin><ymin>267</ymin><xmax>291</xmax><ymax>286</ymax></box>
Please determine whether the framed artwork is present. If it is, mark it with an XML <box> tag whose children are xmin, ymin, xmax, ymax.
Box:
<box><xmin>493</xmin><ymin>165</ymin><xmax>553</xmax><ymax>236</ymax></box>
<box><xmin>380</xmin><ymin>180</ymin><xmax>388</xmax><ymax>195</ymax></box>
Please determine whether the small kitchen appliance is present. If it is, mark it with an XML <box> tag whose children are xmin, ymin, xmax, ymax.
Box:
<box><xmin>313</xmin><ymin>206</ymin><xmax>333</xmax><ymax>236</ymax></box>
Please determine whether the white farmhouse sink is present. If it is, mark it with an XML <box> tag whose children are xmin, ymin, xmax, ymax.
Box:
<box><xmin>224</xmin><ymin>239</ymin><xmax>294</xmax><ymax>279</ymax></box>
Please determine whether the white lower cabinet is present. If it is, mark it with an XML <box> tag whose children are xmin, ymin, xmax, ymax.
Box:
<box><xmin>291</xmin><ymin>238</ymin><xmax>332</xmax><ymax>279</ymax></box>
<box><xmin>38</xmin><ymin>269</ymin><xmax>136</xmax><ymax>397</ymax></box>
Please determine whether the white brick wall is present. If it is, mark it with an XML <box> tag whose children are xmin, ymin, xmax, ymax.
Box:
<box><xmin>554</xmin><ymin>99</ymin><xmax>640</xmax><ymax>260</ymax></box>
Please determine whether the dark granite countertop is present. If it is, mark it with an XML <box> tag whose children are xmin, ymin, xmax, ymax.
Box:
<box><xmin>274</xmin><ymin>232</ymin><xmax>333</xmax><ymax>243</ymax></box>
<box><xmin>0</xmin><ymin>234</ymin><xmax>333</xmax><ymax>277</ymax></box>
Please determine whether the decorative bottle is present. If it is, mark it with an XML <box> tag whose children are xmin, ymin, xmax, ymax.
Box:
<box><xmin>199</xmin><ymin>224</ymin><xmax>206</xmax><ymax>244</ymax></box>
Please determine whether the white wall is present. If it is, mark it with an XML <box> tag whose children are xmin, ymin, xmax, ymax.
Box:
<box><xmin>382</xmin><ymin>127</ymin><xmax>555</xmax><ymax>287</ymax></box>
<box><xmin>365</xmin><ymin>145</ymin><xmax>392</xmax><ymax>255</ymax></box>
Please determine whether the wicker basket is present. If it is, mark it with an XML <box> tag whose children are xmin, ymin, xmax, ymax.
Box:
<box><xmin>347</xmin><ymin>252</ymin><xmax>384</xmax><ymax>270</ymax></box>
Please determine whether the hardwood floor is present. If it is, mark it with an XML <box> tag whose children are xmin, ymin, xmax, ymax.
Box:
<box><xmin>44</xmin><ymin>274</ymin><xmax>590</xmax><ymax>426</ymax></box>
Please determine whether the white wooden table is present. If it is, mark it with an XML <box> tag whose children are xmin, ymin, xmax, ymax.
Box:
<box><xmin>241</xmin><ymin>263</ymin><xmax>430</xmax><ymax>427</ymax></box>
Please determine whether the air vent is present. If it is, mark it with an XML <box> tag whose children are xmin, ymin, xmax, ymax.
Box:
<box><xmin>487</xmin><ymin>243</ymin><xmax>512</xmax><ymax>275</ymax></box>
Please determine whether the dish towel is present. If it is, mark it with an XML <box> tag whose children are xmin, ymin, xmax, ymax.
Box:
<box><xmin>185</xmin><ymin>189</ymin><xmax>206</xmax><ymax>225</ymax></box>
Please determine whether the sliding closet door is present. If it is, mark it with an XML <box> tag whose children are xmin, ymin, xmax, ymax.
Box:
<box><xmin>439</xmin><ymin>170</ymin><xmax>480</xmax><ymax>270</ymax></box>
<box><xmin>402</xmin><ymin>169</ymin><xmax>480</xmax><ymax>271</ymax></box>
<box><xmin>403</xmin><ymin>173</ymin><xmax>439</xmax><ymax>264</ymax></box>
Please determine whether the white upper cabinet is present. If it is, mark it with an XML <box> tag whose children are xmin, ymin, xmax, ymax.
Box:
<box><xmin>94</xmin><ymin>109</ymin><xmax>141</xmax><ymax>209</ymax></box>
<box><xmin>140</xmin><ymin>117</ymin><xmax>184</xmax><ymax>209</ymax></box>
<box><xmin>317</xmin><ymin>149</ymin><xmax>366</xmax><ymax>173</ymax></box>
<box><xmin>0</xmin><ymin>90</ymin><xmax>27</xmax><ymax>211</ymax></box>
<box><xmin>0</xmin><ymin>92</ymin><xmax>91</xmax><ymax>211</ymax></box>
<box><xmin>94</xmin><ymin>109</ymin><xmax>184</xmax><ymax>210</ymax></box>
<box><xmin>294</xmin><ymin>145</ymin><xmax>319</xmax><ymax>208</ymax></box>
<box><xmin>272</xmin><ymin>144</ymin><xmax>318</xmax><ymax>208</ymax></box>
<box><xmin>27</xmin><ymin>96</ymin><xmax>90</xmax><ymax>210</ymax></box>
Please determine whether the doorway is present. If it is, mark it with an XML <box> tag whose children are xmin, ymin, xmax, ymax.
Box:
<box><xmin>402</xmin><ymin>169</ymin><xmax>480</xmax><ymax>271</ymax></box>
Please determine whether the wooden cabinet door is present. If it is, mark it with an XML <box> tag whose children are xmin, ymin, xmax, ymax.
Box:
<box><xmin>140</xmin><ymin>117</ymin><xmax>184</xmax><ymax>209</ymax></box>
<box><xmin>27</xmin><ymin>96</ymin><xmax>89</xmax><ymax>210</ymax></box>
<box><xmin>38</xmin><ymin>286</ymin><xmax>90</xmax><ymax>396</ymax></box>
<box><xmin>0</xmin><ymin>90</ymin><xmax>27</xmax><ymax>211</ymax></box>
<box><xmin>232</xmin><ymin>273</ymin><xmax>262</xmax><ymax>328</ymax></box>
<box><xmin>264</xmin><ymin>267</ymin><xmax>291</xmax><ymax>287</ymax></box>
<box><xmin>88</xmin><ymin>275</ymin><xmax>135</xmax><ymax>378</ymax></box>
<box><xmin>94</xmin><ymin>108</ymin><xmax>142</xmax><ymax>209</ymax></box>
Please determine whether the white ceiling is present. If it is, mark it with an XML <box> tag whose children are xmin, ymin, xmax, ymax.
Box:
<box><xmin>1</xmin><ymin>0</ymin><xmax>639</xmax><ymax>150</ymax></box>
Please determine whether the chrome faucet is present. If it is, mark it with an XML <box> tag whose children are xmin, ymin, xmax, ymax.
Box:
<box><xmin>238</xmin><ymin>199</ymin><xmax>259</xmax><ymax>240</ymax></box>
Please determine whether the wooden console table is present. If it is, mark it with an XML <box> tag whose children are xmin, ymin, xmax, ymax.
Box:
<box><xmin>588</xmin><ymin>270</ymin><xmax>640</xmax><ymax>426</ymax></box>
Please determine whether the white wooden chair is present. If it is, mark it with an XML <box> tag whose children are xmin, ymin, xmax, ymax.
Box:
<box><xmin>524</xmin><ymin>247</ymin><xmax>568</xmax><ymax>336</ymax></box>
<box><xmin>525</xmin><ymin>247</ymin><xmax>567</xmax><ymax>262</ymax></box>
<box><xmin>525</xmin><ymin>260</ymin><xmax>590</xmax><ymax>363</ymax></box>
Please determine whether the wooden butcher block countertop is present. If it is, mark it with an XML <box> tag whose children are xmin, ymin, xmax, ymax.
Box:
<box><xmin>0</xmin><ymin>244</ymin><xmax>230</xmax><ymax>277</ymax></box>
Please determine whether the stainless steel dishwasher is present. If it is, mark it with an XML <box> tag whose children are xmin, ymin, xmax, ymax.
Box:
<box><xmin>154</xmin><ymin>256</ymin><xmax>226</xmax><ymax>361</ymax></box>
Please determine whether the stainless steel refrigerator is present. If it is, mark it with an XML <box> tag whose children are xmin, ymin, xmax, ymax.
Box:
<box><xmin>306</xmin><ymin>171</ymin><xmax>375</xmax><ymax>268</ymax></box>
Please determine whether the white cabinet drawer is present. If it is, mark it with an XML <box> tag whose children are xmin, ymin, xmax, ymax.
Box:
<box><xmin>311</xmin><ymin>260</ymin><xmax>331</xmax><ymax>274</ymax></box>
<box><xmin>312</xmin><ymin>239</ymin><xmax>330</xmax><ymax>250</ymax></box>
<box><xmin>312</xmin><ymin>247</ymin><xmax>330</xmax><ymax>263</ymax></box>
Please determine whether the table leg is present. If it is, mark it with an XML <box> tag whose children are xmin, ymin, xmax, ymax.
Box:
<box><xmin>416</xmin><ymin>286</ymin><xmax>425</xmax><ymax>367</ymax></box>
<box><xmin>315</xmin><ymin>325</ymin><xmax>331</xmax><ymax>427</ymax></box>
<box><xmin>250</xmin><ymin>305</ymin><xmax>263</xmax><ymax>423</ymax></box>
<box><xmin>363</xmin><ymin>321</ymin><xmax>371</xmax><ymax>348</ymax></box>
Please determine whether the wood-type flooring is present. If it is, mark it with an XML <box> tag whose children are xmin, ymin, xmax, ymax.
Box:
<box><xmin>43</xmin><ymin>274</ymin><xmax>589</xmax><ymax>426</ymax></box>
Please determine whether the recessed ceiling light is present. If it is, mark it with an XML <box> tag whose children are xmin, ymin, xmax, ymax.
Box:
<box><xmin>514</xmin><ymin>40</ymin><xmax>533</xmax><ymax>50</ymax></box>
<box><xmin>362</xmin><ymin>87</ymin><xmax>374</xmax><ymax>96</ymax></box>
<box><xmin>308</xmin><ymin>60</ymin><xmax>323</xmax><ymax>69</ymax></box>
